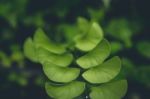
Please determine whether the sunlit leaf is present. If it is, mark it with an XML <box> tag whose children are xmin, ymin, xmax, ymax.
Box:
<box><xmin>75</xmin><ymin>22</ymin><xmax>103</xmax><ymax>51</ymax></box>
<box><xmin>43</xmin><ymin>62</ymin><xmax>80</xmax><ymax>83</ymax></box>
<box><xmin>34</xmin><ymin>28</ymin><xmax>66</xmax><ymax>54</ymax></box>
<box><xmin>45</xmin><ymin>81</ymin><xmax>85</xmax><ymax>99</ymax></box>
<box><xmin>90</xmin><ymin>80</ymin><xmax>128</xmax><ymax>99</ymax></box>
<box><xmin>23</xmin><ymin>37</ymin><xmax>38</xmax><ymax>62</ymax></box>
<box><xmin>82</xmin><ymin>56</ymin><xmax>121</xmax><ymax>83</ymax></box>
<box><xmin>76</xmin><ymin>39</ymin><xmax>111</xmax><ymax>69</ymax></box>
<box><xmin>38</xmin><ymin>48</ymin><xmax>73</xmax><ymax>67</ymax></box>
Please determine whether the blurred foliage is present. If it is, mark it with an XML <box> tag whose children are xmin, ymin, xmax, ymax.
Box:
<box><xmin>105</xmin><ymin>18</ymin><xmax>141</xmax><ymax>48</ymax></box>
<box><xmin>137</xmin><ymin>41</ymin><xmax>150</xmax><ymax>58</ymax></box>
<box><xmin>0</xmin><ymin>0</ymin><xmax>150</xmax><ymax>99</ymax></box>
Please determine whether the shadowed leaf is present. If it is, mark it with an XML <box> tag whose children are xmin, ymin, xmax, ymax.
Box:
<box><xmin>38</xmin><ymin>48</ymin><xmax>73</xmax><ymax>67</ymax></box>
<box><xmin>90</xmin><ymin>80</ymin><xmax>128</xmax><ymax>99</ymax></box>
<box><xmin>34</xmin><ymin>28</ymin><xmax>66</xmax><ymax>54</ymax></box>
<box><xmin>45</xmin><ymin>81</ymin><xmax>85</xmax><ymax>99</ymax></box>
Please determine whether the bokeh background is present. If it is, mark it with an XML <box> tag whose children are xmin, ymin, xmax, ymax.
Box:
<box><xmin>0</xmin><ymin>0</ymin><xmax>150</xmax><ymax>99</ymax></box>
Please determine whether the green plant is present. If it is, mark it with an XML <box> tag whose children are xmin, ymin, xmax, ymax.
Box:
<box><xmin>24</xmin><ymin>17</ymin><xmax>127</xmax><ymax>99</ymax></box>
<box><xmin>105</xmin><ymin>18</ymin><xmax>140</xmax><ymax>48</ymax></box>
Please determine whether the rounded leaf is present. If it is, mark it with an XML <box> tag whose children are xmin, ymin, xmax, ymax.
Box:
<box><xmin>23</xmin><ymin>37</ymin><xmax>38</xmax><ymax>62</ymax></box>
<box><xmin>90</xmin><ymin>80</ymin><xmax>128</xmax><ymax>99</ymax></box>
<box><xmin>77</xmin><ymin>17</ymin><xmax>89</xmax><ymax>33</ymax></box>
<box><xmin>34</xmin><ymin>28</ymin><xmax>66</xmax><ymax>54</ymax></box>
<box><xmin>82</xmin><ymin>56</ymin><xmax>121</xmax><ymax>84</ymax></box>
<box><xmin>45</xmin><ymin>81</ymin><xmax>85</xmax><ymax>99</ymax></box>
<box><xmin>75</xmin><ymin>22</ymin><xmax>103</xmax><ymax>51</ymax></box>
<box><xmin>76</xmin><ymin>39</ymin><xmax>111</xmax><ymax>69</ymax></box>
<box><xmin>38</xmin><ymin>48</ymin><xmax>73</xmax><ymax>67</ymax></box>
<box><xmin>43</xmin><ymin>62</ymin><xmax>80</xmax><ymax>83</ymax></box>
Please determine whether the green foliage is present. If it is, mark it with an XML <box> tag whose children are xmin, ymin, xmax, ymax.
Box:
<box><xmin>82</xmin><ymin>56</ymin><xmax>121</xmax><ymax>84</ymax></box>
<box><xmin>0</xmin><ymin>0</ymin><xmax>29</xmax><ymax>27</ymax></box>
<box><xmin>105</xmin><ymin>19</ymin><xmax>140</xmax><ymax>48</ymax></box>
<box><xmin>90</xmin><ymin>80</ymin><xmax>127</xmax><ymax>99</ymax></box>
<box><xmin>75</xmin><ymin>19</ymin><xmax>103</xmax><ymax>51</ymax></box>
<box><xmin>0</xmin><ymin>45</ymin><xmax>25</xmax><ymax>68</ymax></box>
<box><xmin>102</xmin><ymin>0</ymin><xmax>111</xmax><ymax>9</ymax></box>
<box><xmin>57</xmin><ymin>24</ymin><xmax>78</xmax><ymax>42</ymax></box>
<box><xmin>24</xmin><ymin>38</ymin><xmax>38</xmax><ymax>62</ymax></box>
<box><xmin>88</xmin><ymin>8</ymin><xmax>105</xmax><ymax>22</ymax></box>
<box><xmin>43</xmin><ymin>62</ymin><xmax>80</xmax><ymax>83</ymax></box>
<box><xmin>76</xmin><ymin>39</ymin><xmax>111</xmax><ymax>69</ymax></box>
<box><xmin>0</xmin><ymin>0</ymin><xmax>149</xmax><ymax>98</ymax></box>
<box><xmin>45</xmin><ymin>81</ymin><xmax>85</xmax><ymax>99</ymax></box>
<box><xmin>38</xmin><ymin>48</ymin><xmax>73</xmax><ymax>67</ymax></box>
<box><xmin>110</xmin><ymin>41</ymin><xmax>123</xmax><ymax>54</ymax></box>
<box><xmin>0</xmin><ymin>51</ymin><xmax>11</xmax><ymax>67</ymax></box>
<box><xmin>34</xmin><ymin>29</ymin><xmax>66</xmax><ymax>54</ymax></box>
<box><xmin>137</xmin><ymin>41</ymin><xmax>150</xmax><ymax>58</ymax></box>
<box><xmin>24</xmin><ymin>17</ymin><xmax>127</xmax><ymax>99</ymax></box>
<box><xmin>8</xmin><ymin>72</ymin><xmax>29</xmax><ymax>86</ymax></box>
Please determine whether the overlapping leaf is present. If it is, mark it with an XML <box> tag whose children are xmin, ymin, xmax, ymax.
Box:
<box><xmin>34</xmin><ymin>28</ymin><xmax>66</xmax><ymax>54</ymax></box>
<box><xmin>90</xmin><ymin>80</ymin><xmax>127</xmax><ymax>99</ymax></box>
<box><xmin>23</xmin><ymin>26</ymin><xmax>127</xmax><ymax>99</ymax></box>
<box><xmin>75</xmin><ymin>22</ymin><xmax>103</xmax><ymax>51</ymax></box>
<box><xmin>45</xmin><ymin>81</ymin><xmax>85</xmax><ymax>99</ymax></box>
<box><xmin>37</xmin><ymin>48</ymin><xmax>73</xmax><ymax>67</ymax></box>
<box><xmin>43</xmin><ymin>62</ymin><xmax>80</xmax><ymax>83</ymax></box>
<box><xmin>76</xmin><ymin>39</ymin><xmax>111</xmax><ymax>69</ymax></box>
<box><xmin>82</xmin><ymin>56</ymin><xmax>121</xmax><ymax>83</ymax></box>
<box><xmin>23</xmin><ymin>37</ymin><xmax>38</xmax><ymax>62</ymax></box>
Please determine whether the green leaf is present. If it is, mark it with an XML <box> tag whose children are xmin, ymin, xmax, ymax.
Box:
<box><xmin>88</xmin><ymin>8</ymin><xmax>105</xmax><ymax>22</ymax></box>
<box><xmin>43</xmin><ymin>62</ymin><xmax>80</xmax><ymax>83</ymax></box>
<box><xmin>45</xmin><ymin>81</ymin><xmax>85</xmax><ymax>99</ymax></box>
<box><xmin>38</xmin><ymin>48</ymin><xmax>73</xmax><ymax>67</ymax></box>
<box><xmin>34</xmin><ymin>28</ymin><xmax>66</xmax><ymax>54</ymax></box>
<box><xmin>82</xmin><ymin>56</ymin><xmax>121</xmax><ymax>84</ymax></box>
<box><xmin>77</xmin><ymin>17</ymin><xmax>89</xmax><ymax>33</ymax></box>
<box><xmin>76</xmin><ymin>39</ymin><xmax>111</xmax><ymax>69</ymax></box>
<box><xmin>110</xmin><ymin>42</ymin><xmax>123</xmax><ymax>54</ymax></box>
<box><xmin>137</xmin><ymin>41</ymin><xmax>150</xmax><ymax>58</ymax></box>
<box><xmin>23</xmin><ymin>37</ymin><xmax>38</xmax><ymax>62</ymax></box>
<box><xmin>90</xmin><ymin>80</ymin><xmax>127</xmax><ymax>99</ymax></box>
<box><xmin>106</xmin><ymin>19</ymin><xmax>133</xmax><ymax>47</ymax></box>
<box><xmin>57</xmin><ymin>24</ymin><xmax>78</xmax><ymax>42</ymax></box>
<box><xmin>75</xmin><ymin>22</ymin><xmax>103</xmax><ymax>51</ymax></box>
<box><xmin>102</xmin><ymin>0</ymin><xmax>111</xmax><ymax>8</ymax></box>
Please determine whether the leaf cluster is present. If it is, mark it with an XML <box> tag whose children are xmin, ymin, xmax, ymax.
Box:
<box><xmin>24</xmin><ymin>17</ymin><xmax>127</xmax><ymax>99</ymax></box>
